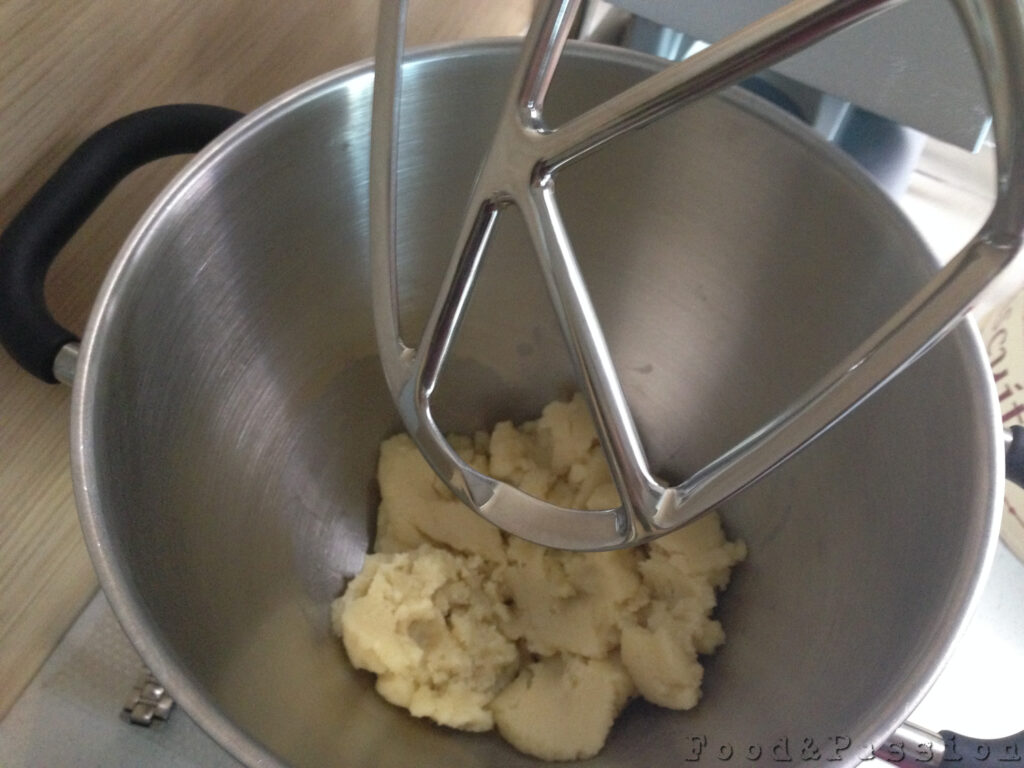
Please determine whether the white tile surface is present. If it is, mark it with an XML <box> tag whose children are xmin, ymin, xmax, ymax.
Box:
<box><xmin>0</xmin><ymin>593</ymin><xmax>243</xmax><ymax>768</ymax></box>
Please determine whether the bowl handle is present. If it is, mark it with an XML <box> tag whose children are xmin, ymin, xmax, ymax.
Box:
<box><xmin>1005</xmin><ymin>425</ymin><xmax>1024</xmax><ymax>488</ymax></box>
<box><xmin>938</xmin><ymin>729</ymin><xmax>1023</xmax><ymax>766</ymax></box>
<box><xmin>0</xmin><ymin>104</ymin><xmax>243</xmax><ymax>384</ymax></box>
<box><xmin>877</xmin><ymin>723</ymin><xmax>1022</xmax><ymax>766</ymax></box>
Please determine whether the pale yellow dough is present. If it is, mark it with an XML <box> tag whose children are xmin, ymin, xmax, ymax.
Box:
<box><xmin>332</xmin><ymin>395</ymin><xmax>746</xmax><ymax>761</ymax></box>
<box><xmin>333</xmin><ymin>546</ymin><xmax>516</xmax><ymax>731</ymax></box>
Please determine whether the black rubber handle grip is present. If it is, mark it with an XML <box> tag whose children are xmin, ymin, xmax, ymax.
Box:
<box><xmin>0</xmin><ymin>104</ymin><xmax>244</xmax><ymax>383</ymax></box>
<box><xmin>940</xmin><ymin>729</ymin><xmax>1023</xmax><ymax>766</ymax></box>
<box><xmin>1006</xmin><ymin>424</ymin><xmax>1024</xmax><ymax>488</ymax></box>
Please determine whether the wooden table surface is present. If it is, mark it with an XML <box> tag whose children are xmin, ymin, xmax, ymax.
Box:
<box><xmin>0</xmin><ymin>0</ymin><xmax>531</xmax><ymax>716</ymax></box>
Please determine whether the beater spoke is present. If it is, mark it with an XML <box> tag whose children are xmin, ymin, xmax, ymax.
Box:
<box><xmin>369</xmin><ymin>0</ymin><xmax>411</xmax><ymax>392</ymax></box>
<box><xmin>542</xmin><ymin>0</ymin><xmax>905</xmax><ymax>175</ymax></box>
<box><xmin>403</xmin><ymin>0</ymin><xmax>582</xmax><ymax>403</ymax></box>
<box><xmin>662</xmin><ymin>233</ymin><xmax>1018</xmax><ymax>530</ymax></box>
<box><xmin>952</xmin><ymin>0</ymin><xmax>1024</xmax><ymax>235</ymax></box>
<box><xmin>412</xmin><ymin>199</ymin><xmax>500</xmax><ymax>400</ymax></box>
<box><xmin>513</xmin><ymin>0</ymin><xmax>582</xmax><ymax>124</ymax></box>
<box><xmin>521</xmin><ymin>183</ymin><xmax>661</xmax><ymax>530</ymax></box>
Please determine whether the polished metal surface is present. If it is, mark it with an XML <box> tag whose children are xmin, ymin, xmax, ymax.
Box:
<box><xmin>123</xmin><ymin>670</ymin><xmax>175</xmax><ymax>727</ymax></box>
<box><xmin>876</xmin><ymin>723</ymin><xmax>946</xmax><ymax>767</ymax></box>
<box><xmin>371</xmin><ymin>0</ymin><xmax>1024</xmax><ymax>550</ymax></box>
<box><xmin>52</xmin><ymin>341</ymin><xmax>79</xmax><ymax>386</ymax></box>
<box><xmin>72</xmin><ymin>42</ymin><xmax>1001</xmax><ymax>768</ymax></box>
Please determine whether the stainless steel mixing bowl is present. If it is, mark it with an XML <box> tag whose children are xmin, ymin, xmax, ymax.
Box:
<box><xmin>16</xmin><ymin>41</ymin><xmax>1005</xmax><ymax>766</ymax></box>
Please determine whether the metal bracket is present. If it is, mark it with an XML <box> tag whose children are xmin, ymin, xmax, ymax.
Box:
<box><xmin>123</xmin><ymin>668</ymin><xmax>174</xmax><ymax>726</ymax></box>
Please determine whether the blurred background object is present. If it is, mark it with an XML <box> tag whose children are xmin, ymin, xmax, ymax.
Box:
<box><xmin>578</xmin><ymin>0</ymin><xmax>990</xmax><ymax>195</ymax></box>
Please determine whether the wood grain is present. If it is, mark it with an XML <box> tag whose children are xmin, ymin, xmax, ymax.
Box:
<box><xmin>0</xmin><ymin>0</ymin><xmax>531</xmax><ymax>717</ymax></box>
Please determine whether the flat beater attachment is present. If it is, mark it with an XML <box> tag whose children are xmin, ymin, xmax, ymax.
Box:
<box><xmin>369</xmin><ymin>0</ymin><xmax>1024</xmax><ymax>550</ymax></box>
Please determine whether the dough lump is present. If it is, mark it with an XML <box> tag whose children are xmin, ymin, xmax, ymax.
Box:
<box><xmin>333</xmin><ymin>394</ymin><xmax>746</xmax><ymax>760</ymax></box>
<box><xmin>333</xmin><ymin>546</ymin><xmax>516</xmax><ymax>731</ymax></box>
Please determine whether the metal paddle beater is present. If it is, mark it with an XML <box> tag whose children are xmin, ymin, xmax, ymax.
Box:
<box><xmin>370</xmin><ymin>0</ymin><xmax>1024</xmax><ymax>551</ymax></box>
